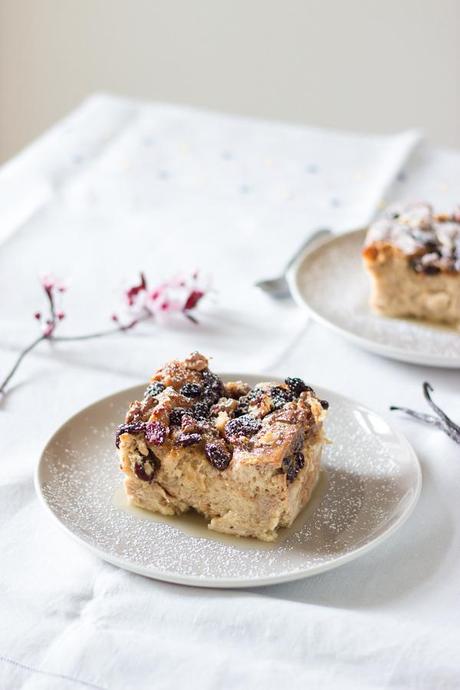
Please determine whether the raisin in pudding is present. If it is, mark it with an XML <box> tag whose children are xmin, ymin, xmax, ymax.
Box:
<box><xmin>116</xmin><ymin>352</ymin><xmax>328</xmax><ymax>541</ymax></box>
<box><xmin>362</xmin><ymin>202</ymin><xmax>460</xmax><ymax>326</ymax></box>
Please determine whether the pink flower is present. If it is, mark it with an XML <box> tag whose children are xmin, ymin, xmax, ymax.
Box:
<box><xmin>183</xmin><ymin>290</ymin><xmax>204</xmax><ymax>312</ymax></box>
<box><xmin>117</xmin><ymin>271</ymin><xmax>208</xmax><ymax>323</ymax></box>
<box><xmin>35</xmin><ymin>274</ymin><xmax>67</xmax><ymax>336</ymax></box>
<box><xmin>43</xmin><ymin>320</ymin><xmax>55</xmax><ymax>337</ymax></box>
<box><xmin>40</xmin><ymin>274</ymin><xmax>66</xmax><ymax>295</ymax></box>
<box><xmin>125</xmin><ymin>273</ymin><xmax>147</xmax><ymax>306</ymax></box>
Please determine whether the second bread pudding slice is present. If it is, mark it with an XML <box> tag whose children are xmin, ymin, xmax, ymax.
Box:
<box><xmin>362</xmin><ymin>202</ymin><xmax>460</xmax><ymax>326</ymax></box>
<box><xmin>116</xmin><ymin>352</ymin><xmax>328</xmax><ymax>541</ymax></box>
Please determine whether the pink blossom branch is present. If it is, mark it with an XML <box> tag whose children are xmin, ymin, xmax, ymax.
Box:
<box><xmin>52</xmin><ymin>316</ymin><xmax>148</xmax><ymax>342</ymax></box>
<box><xmin>0</xmin><ymin>271</ymin><xmax>207</xmax><ymax>403</ymax></box>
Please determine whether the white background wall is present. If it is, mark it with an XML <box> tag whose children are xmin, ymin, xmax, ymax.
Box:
<box><xmin>0</xmin><ymin>0</ymin><xmax>459</xmax><ymax>163</ymax></box>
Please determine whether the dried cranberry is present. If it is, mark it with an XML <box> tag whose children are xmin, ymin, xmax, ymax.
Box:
<box><xmin>177</xmin><ymin>432</ymin><xmax>202</xmax><ymax>446</ymax></box>
<box><xmin>134</xmin><ymin>462</ymin><xmax>150</xmax><ymax>481</ymax></box>
<box><xmin>134</xmin><ymin>451</ymin><xmax>159</xmax><ymax>482</ymax></box>
<box><xmin>145</xmin><ymin>421</ymin><xmax>167</xmax><ymax>445</ymax></box>
<box><xmin>423</xmin><ymin>241</ymin><xmax>440</xmax><ymax>253</ymax></box>
<box><xmin>169</xmin><ymin>408</ymin><xmax>188</xmax><ymax>426</ymax></box>
<box><xmin>191</xmin><ymin>402</ymin><xmax>209</xmax><ymax>419</ymax></box>
<box><xmin>285</xmin><ymin>377</ymin><xmax>312</xmax><ymax>397</ymax></box>
<box><xmin>246</xmin><ymin>387</ymin><xmax>265</xmax><ymax>402</ymax></box>
<box><xmin>270</xmin><ymin>386</ymin><xmax>294</xmax><ymax>410</ymax></box>
<box><xmin>234</xmin><ymin>399</ymin><xmax>249</xmax><ymax>417</ymax></box>
<box><xmin>282</xmin><ymin>452</ymin><xmax>304</xmax><ymax>482</ymax></box>
<box><xmin>115</xmin><ymin>421</ymin><xmax>145</xmax><ymax>448</ymax></box>
<box><xmin>180</xmin><ymin>413</ymin><xmax>198</xmax><ymax>430</ymax></box>
<box><xmin>233</xmin><ymin>387</ymin><xmax>262</xmax><ymax>416</ymax></box>
<box><xmin>202</xmin><ymin>370</ymin><xmax>223</xmax><ymax>405</ymax></box>
<box><xmin>423</xmin><ymin>265</ymin><xmax>441</xmax><ymax>275</ymax></box>
<box><xmin>180</xmin><ymin>383</ymin><xmax>202</xmax><ymax>398</ymax></box>
<box><xmin>320</xmin><ymin>399</ymin><xmax>329</xmax><ymax>410</ymax></box>
<box><xmin>225</xmin><ymin>414</ymin><xmax>262</xmax><ymax>439</ymax></box>
<box><xmin>145</xmin><ymin>382</ymin><xmax>165</xmax><ymax>398</ymax></box>
<box><xmin>205</xmin><ymin>442</ymin><xmax>232</xmax><ymax>470</ymax></box>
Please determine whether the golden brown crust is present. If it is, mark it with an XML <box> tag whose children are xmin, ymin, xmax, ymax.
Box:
<box><xmin>363</xmin><ymin>203</ymin><xmax>460</xmax><ymax>276</ymax></box>
<box><xmin>117</xmin><ymin>355</ymin><xmax>326</xmax><ymax>470</ymax></box>
<box><xmin>363</xmin><ymin>241</ymin><xmax>460</xmax><ymax>277</ymax></box>
<box><xmin>116</xmin><ymin>353</ymin><xmax>328</xmax><ymax>540</ymax></box>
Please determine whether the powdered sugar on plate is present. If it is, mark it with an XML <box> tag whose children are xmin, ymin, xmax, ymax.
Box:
<box><xmin>36</xmin><ymin>379</ymin><xmax>421</xmax><ymax>587</ymax></box>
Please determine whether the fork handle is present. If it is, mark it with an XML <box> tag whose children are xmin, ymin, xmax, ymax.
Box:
<box><xmin>283</xmin><ymin>228</ymin><xmax>333</xmax><ymax>275</ymax></box>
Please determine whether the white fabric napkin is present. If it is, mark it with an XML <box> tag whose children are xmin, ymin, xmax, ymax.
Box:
<box><xmin>0</xmin><ymin>94</ymin><xmax>420</xmax><ymax>376</ymax></box>
<box><xmin>0</xmin><ymin>94</ymin><xmax>443</xmax><ymax>690</ymax></box>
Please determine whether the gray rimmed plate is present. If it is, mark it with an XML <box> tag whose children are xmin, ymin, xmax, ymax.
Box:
<box><xmin>35</xmin><ymin>375</ymin><xmax>421</xmax><ymax>588</ymax></box>
<box><xmin>288</xmin><ymin>229</ymin><xmax>460</xmax><ymax>368</ymax></box>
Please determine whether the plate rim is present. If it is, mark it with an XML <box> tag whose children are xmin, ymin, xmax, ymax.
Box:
<box><xmin>35</xmin><ymin>377</ymin><xmax>422</xmax><ymax>589</ymax></box>
<box><xmin>287</xmin><ymin>228</ymin><xmax>460</xmax><ymax>369</ymax></box>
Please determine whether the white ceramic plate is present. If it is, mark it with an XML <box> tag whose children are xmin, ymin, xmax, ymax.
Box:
<box><xmin>36</xmin><ymin>375</ymin><xmax>421</xmax><ymax>588</ymax></box>
<box><xmin>288</xmin><ymin>229</ymin><xmax>460</xmax><ymax>368</ymax></box>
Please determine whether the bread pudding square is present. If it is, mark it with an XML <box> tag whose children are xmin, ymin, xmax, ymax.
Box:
<box><xmin>116</xmin><ymin>352</ymin><xmax>328</xmax><ymax>542</ymax></box>
<box><xmin>362</xmin><ymin>202</ymin><xmax>460</xmax><ymax>327</ymax></box>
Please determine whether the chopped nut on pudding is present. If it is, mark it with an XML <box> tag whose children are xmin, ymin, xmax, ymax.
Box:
<box><xmin>363</xmin><ymin>202</ymin><xmax>460</xmax><ymax>326</ymax></box>
<box><xmin>116</xmin><ymin>352</ymin><xmax>328</xmax><ymax>541</ymax></box>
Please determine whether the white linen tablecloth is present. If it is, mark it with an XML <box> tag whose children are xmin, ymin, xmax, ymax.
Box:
<box><xmin>1</xmin><ymin>95</ymin><xmax>459</xmax><ymax>690</ymax></box>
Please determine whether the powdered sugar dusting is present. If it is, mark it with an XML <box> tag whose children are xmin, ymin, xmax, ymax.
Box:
<box><xmin>38</xmin><ymin>381</ymin><xmax>420</xmax><ymax>585</ymax></box>
<box><xmin>365</xmin><ymin>202</ymin><xmax>460</xmax><ymax>272</ymax></box>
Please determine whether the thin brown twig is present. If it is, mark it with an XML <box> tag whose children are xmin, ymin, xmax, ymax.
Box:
<box><xmin>0</xmin><ymin>318</ymin><xmax>148</xmax><ymax>399</ymax></box>
<box><xmin>0</xmin><ymin>272</ymin><xmax>205</xmax><ymax>404</ymax></box>
<box><xmin>52</xmin><ymin>315</ymin><xmax>150</xmax><ymax>342</ymax></box>
<box><xmin>0</xmin><ymin>334</ymin><xmax>47</xmax><ymax>397</ymax></box>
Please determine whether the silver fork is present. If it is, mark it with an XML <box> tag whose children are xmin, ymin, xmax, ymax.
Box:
<box><xmin>254</xmin><ymin>228</ymin><xmax>333</xmax><ymax>298</ymax></box>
